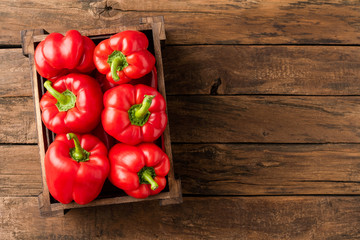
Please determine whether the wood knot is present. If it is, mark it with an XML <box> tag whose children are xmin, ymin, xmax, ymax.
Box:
<box><xmin>200</xmin><ymin>145</ymin><xmax>218</xmax><ymax>160</ymax></box>
<box><xmin>257</xmin><ymin>161</ymin><xmax>281</xmax><ymax>168</ymax></box>
<box><xmin>89</xmin><ymin>0</ymin><xmax>120</xmax><ymax>19</ymax></box>
<box><xmin>210</xmin><ymin>78</ymin><xmax>222</xmax><ymax>95</ymax></box>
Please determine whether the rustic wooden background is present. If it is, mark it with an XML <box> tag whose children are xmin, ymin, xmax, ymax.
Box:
<box><xmin>1</xmin><ymin>0</ymin><xmax>360</xmax><ymax>239</ymax></box>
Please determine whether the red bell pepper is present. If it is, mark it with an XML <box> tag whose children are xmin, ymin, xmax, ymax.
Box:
<box><xmin>94</xmin><ymin>30</ymin><xmax>155</xmax><ymax>85</ymax></box>
<box><xmin>95</xmin><ymin>66</ymin><xmax>157</xmax><ymax>93</ymax></box>
<box><xmin>94</xmin><ymin>70</ymin><xmax>117</xmax><ymax>93</ymax></box>
<box><xmin>40</xmin><ymin>73</ymin><xmax>103</xmax><ymax>134</ymax></box>
<box><xmin>108</xmin><ymin>143</ymin><xmax>170</xmax><ymax>198</ymax></box>
<box><xmin>91</xmin><ymin>122</ymin><xmax>116</xmax><ymax>151</ymax></box>
<box><xmin>129</xmin><ymin>66</ymin><xmax>158</xmax><ymax>89</ymax></box>
<box><xmin>102</xmin><ymin>84</ymin><xmax>167</xmax><ymax>145</ymax></box>
<box><xmin>34</xmin><ymin>30</ymin><xmax>95</xmax><ymax>80</ymax></box>
<box><xmin>45</xmin><ymin>133</ymin><xmax>109</xmax><ymax>204</ymax></box>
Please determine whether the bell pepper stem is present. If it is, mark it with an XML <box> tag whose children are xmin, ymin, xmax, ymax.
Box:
<box><xmin>142</xmin><ymin>169</ymin><xmax>159</xmax><ymax>190</ymax></box>
<box><xmin>108</xmin><ymin>51</ymin><xmax>128</xmax><ymax>81</ymax></box>
<box><xmin>135</xmin><ymin>95</ymin><xmax>155</xmax><ymax>119</ymax></box>
<box><xmin>44</xmin><ymin>80</ymin><xmax>69</xmax><ymax>105</ymax></box>
<box><xmin>67</xmin><ymin>133</ymin><xmax>86</xmax><ymax>161</ymax></box>
<box><xmin>111</xmin><ymin>57</ymin><xmax>121</xmax><ymax>81</ymax></box>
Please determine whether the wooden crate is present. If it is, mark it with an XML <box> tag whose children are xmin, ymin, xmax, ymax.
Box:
<box><xmin>21</xmin><ymin>16</ymin><xmax>182</xmax><ymax>217</ymax></box>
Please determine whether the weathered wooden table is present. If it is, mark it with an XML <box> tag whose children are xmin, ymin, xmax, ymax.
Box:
<box><xmin>1</xmin><ymin>1</ymin><xmax>360</xmax><ymax>239</ymax></box>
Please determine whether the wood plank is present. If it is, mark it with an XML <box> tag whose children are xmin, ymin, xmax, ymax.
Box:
<box><xmin>0</xmin><ymin>145</ymin><xmax>41</xmax><ymax>197</ymax></box>
<box><xmin>1</xmin><ymin>1</ymin><xmax>360</xmax><ymax>45</ymax></box>
<box><xmin>2</xmin><ymin>144</ymin><xmax>360</xmax><ymax>197</ymax></box>
<box><xmin>0</xmin><ymin>49</ymin><xmax>32</xmax><ymax>97</ymax></box>
<box><xmin>0</xmin><ymin>97</ymin><xmax>36</xmax><ymax>144</ymax></box>
<box><xmin>5</xmin><ymin>45</ymin><xmax>360</xmax><ymax>97</ymax></box>
<box><xmin>1</xmin><ymin>196</ymin><xmax>359</xmax><ymax>239</ymax></box>
<box><xmin>3</xmin><ymin>96</ymin><xmax>360</xmax><ymax>144</ymax></box>
<box><xmin>164</xmin><ymin>46</ymin><xmax>360</xmax><ymax>95</ymax></box>
<box><xmin>173</xmin><ymin>144</ymin><xmax>360</xmax><ymax>195</ymax></box>
<box><xmin>168</xmin><ymin>95</ymin><xmax>360</xmax><ymax>143</ymax></box>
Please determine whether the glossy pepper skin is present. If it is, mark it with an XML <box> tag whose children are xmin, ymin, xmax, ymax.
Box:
<box><xmin>129</xmin><ymin>66</ymin><xmax>157</xmax><ymax>89</ymax></box>
<box><xmin>102</xmin><ymin>84</ymin><xmax>167</xmax><ymax>145</ymax></box>
<box><xmin>40</xmin><ymin>73</ymin><xmax>103</xmax><ymax>134</ymax></box>
<box><xmin>95</xmin><ymin>66</ymin><xmax>157</xmax><ymax>93</ymax></box>
<box><xmin>94</xmin><ymin>70</ymin><xmax>117</xmax><ymax>93</ymax></box>
<box><xmin>92</xmin><ymin>122</ymin><xmax>116</xmax><ymax>151</ymax></box>
<box><xmin>45</xmin><ymin>133</ymin><xmax>110</xmax><ymax>204</ymax></box>
<box><xmin>34</xmin><ymin>30</ymin><xmax>95</xmax><ymax>80</ymax></box>
<box><xmin>108</xmin><ymin>143</ymin><xmax>170</xmax><ymax>198</ymax></box>
<box><xmin>94</xmin><ymin>30</ymin><xmax>155</xmax><ymax>85</ymax></box>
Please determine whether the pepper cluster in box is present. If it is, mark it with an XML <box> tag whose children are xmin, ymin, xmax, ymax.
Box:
<box><xmin>35</xmin><ymin>29</ymin><xmax>170</xmax><ymax>205</ymax></box>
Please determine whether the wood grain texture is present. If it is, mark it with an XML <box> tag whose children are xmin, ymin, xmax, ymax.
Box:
<box><xmin>5</xmin><ymin>45</ymin><xmax>360</xmax><ymax>97</ymax></box>
<box><xmin>2</xmin><ymin>144</ymin><xmax>360</xmax><ymax>197</ymax></box>
<box><xmin>1</xmin><ymin>0</ymin><xmax>360</xmax><ymax>45</ymax></box>
<box><xmin>3</xmin><ymin>96</ymin><xmax>360</xmax><ymax>144</ymax></box>
<box><xmin>1</xmin><ymin>196</ymin><xmax>359</xmax><ymax>239</ymax></box>
<box><xmin>164</xmin><ymin>46</ymin><xmax>360</xmax><ymax>95</ymax></box>
<box><xmin>0</xmin><ymin>49</ymin><xmax>32</xmax><ymax>97</ymax></box>
<box><xmin>0</xmin><ymin>97</ymin><xmax>36</xmax><ymax>144</ymax></box>
<box><xmin>168</xmin><ymin>95</ymin><xmax>360</xmax><ymax>143</ymax></box>
<box><xmin>173</xmin><ymin>144</ymin><xmax>360</xmax><ymax>195</ymax></box>
<box><xmin>0</xmin><ymin>145</ymin><xmax>41</xmax><ymax>197</ymax></box>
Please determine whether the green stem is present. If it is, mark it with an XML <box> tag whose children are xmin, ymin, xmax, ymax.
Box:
<box><xmin>111</xmin><ymin>57</ymin><xmax>122</xmax><ymax>81</ymax></box>
<box><xmin>135</xmin><ymin>95</ymin><xmax>155</xmax><ymax>119</ymax></box>
<box><xmin>108</xmin><ymin>51</ymin><xmax>128</xmax><ymax>81</ymax></box>
<box><xmin>44</xmin><ymin>81</ymin><xmax>69</xmax><ymax>105</ymax></box>
<box><xmin>67</xmin><ymin>133</ymin><xmax>89</xmax><ymax>162</ymax></box>
<box><xmin>142</xmin><ymin>170</ymin><xmax>159</xmax><ymax>190</ymax></box>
